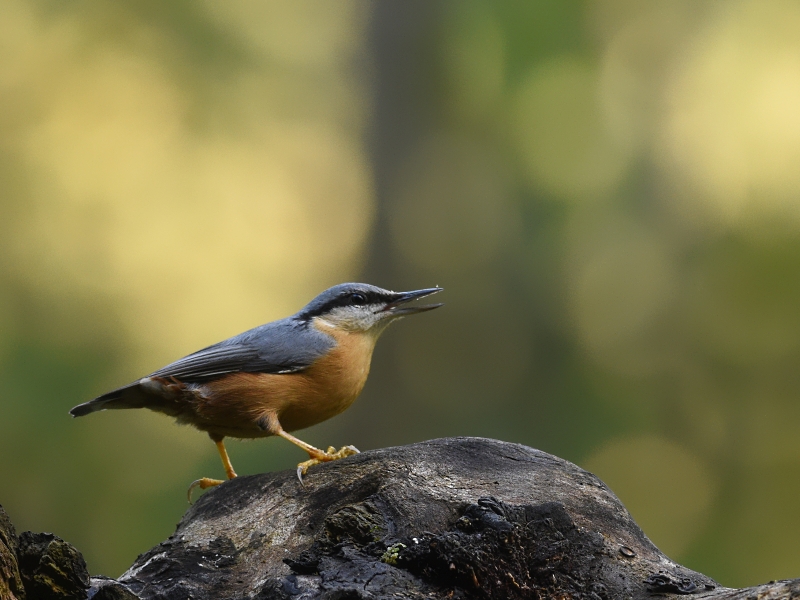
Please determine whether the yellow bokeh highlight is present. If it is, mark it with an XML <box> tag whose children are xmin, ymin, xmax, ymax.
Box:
<box><xmin>598</xmin><ymin>2</ymin><xmax>694</xmax><ymax>155</ymax></box>
<box><xmin>202</xmin><ymin>1</ymin><xmax>367</xmax><ymax>68</ymax></box>
<box><xmin>2</xmin><ymin>0</ymin><xmax>374</xmax><ymax>373</ymax></box>
<box><xmin>659</xmin><ymin>0</ymin><xmax>800</xmax><ymax>226</ymax></box>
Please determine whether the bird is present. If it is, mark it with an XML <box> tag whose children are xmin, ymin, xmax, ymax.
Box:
<box><xmin>70</xmin><ymin>283</ymin><xmax>443</xmax><ymax>501</ymax></box>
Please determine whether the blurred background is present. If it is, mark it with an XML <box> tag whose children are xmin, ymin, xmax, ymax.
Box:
<box><xmin>1</xmin><ymin>0</ymin><xmax>799</xmax><ymax>586</ymax></box>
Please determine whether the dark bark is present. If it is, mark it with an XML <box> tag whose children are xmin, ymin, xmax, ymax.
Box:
<box><xmin>0</xmin><ymin>507</ymin><xmax>90</xmax><ymax>600</ymax></box>
<box><xmin>3</xmin><ymin>438</ymin><xmax>799</xmax><ymax>599</ymax></box>
<box><xmin>0</xmin><ymin>505</ymin><xmax>25</xmax><ymax>600</ymax></box>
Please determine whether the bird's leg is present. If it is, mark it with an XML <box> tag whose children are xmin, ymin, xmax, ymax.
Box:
<box><xmin>216</xmin><ymin>438</ymin><xmax>238</xmax><ymax>479</ymax></box>
<box><xmin>187</xmin><ymin>436</ymin><xmax>238</xmax><ymax>503</ymax></box>
<box><xmin>279</xmin><ymin>429</ymin><xmax>359</xmax><ymax>483</ymax></box>
<box><xmin>266</xmin><ymin>420</ymin><xmax>358</xmax><ymax>483</ymax></box>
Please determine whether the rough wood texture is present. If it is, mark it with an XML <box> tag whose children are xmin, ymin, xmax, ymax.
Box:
<box><xmin>0</xmin><ymin>505</ymin><xmax>90</xmax><ymax>600</ymax></box>
<box><xmin>0</xmin><ymin>506</ymin><xmax>25</xmax><ymax>600</ymax></box>
<box><xmin>101</xmin><ymin>437</ymin><xmax>795</xmax><ymax>600</ymax></box>
<box><xmin>3</xmin><ymin>438</ymin><xmax>799</xmax><ymax>599</ymax></box>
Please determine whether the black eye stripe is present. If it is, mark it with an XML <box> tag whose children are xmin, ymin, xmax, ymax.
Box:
<box><xmin>300</xmin><ymin>288</ymin><xmax>395</xmax><ymax>319</ymax></box>
<box><xmin>350</xmin><ymin>293</ymin><xmax>367</xmax><ymax>305</ymax></box>
<box><xmin>316</xmin><ymin>292</ymin><xmax>372</xmax><ymax>312</ymax></box>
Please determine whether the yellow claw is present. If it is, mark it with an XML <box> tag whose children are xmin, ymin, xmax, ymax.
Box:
<box><xmin>296</xmin><ymin>445</ymin><xmax>360</xmax><ymax>484</ymax></box>
<box><xmin>187</xmin><ymin>439</ymin><xmax>239</xmax><ymax>503</ymax></box>
<box><xmin>187</xmin><ymin>477</ymin><xmax>225</xmax><ymax>504</ymax></box>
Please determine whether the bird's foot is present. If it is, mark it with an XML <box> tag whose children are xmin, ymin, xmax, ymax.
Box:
<box><xmin>296</xmin><ymin>445</ymin><xmax>359</xmax><ymax>484</ymax></box>
<box><xmin>187</xmin><ymin>477</ymin><xmax>225</xmax><ymax>504</ymax></box>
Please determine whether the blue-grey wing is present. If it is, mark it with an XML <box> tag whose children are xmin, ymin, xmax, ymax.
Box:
<box><xmin>148</xmin><ymin>344</ymin><xmax>268</xmax><ymax>380</ymax></box>
<box><xmin>149</xmin><ymin>318</ymin><xmax>334</xmax><ymax>382</ymax></box>
<box><xmin>70</xmin><ymin>317</ymin><xmax>334</xmax><ymax>416</ymax></box>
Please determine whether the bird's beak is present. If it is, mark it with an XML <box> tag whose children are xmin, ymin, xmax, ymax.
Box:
<box><xmin>380</xmin><ymin>287</ymin><xmax>444</xmax><ymax>316</ymax></box>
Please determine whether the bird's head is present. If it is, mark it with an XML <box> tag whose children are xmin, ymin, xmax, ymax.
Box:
<box><xmin>298</xmin><ymin>283</ymin><xmax>443</xmax><ymax>335</ymax></box>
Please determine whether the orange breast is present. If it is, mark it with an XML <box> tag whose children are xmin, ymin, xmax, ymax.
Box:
<box><xmin>189</xmin><ymin>320</ymin><xmax>378</xmax><ymax>439</ymax></box>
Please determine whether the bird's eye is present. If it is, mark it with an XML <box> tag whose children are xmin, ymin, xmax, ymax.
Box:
<box><xmin>350</xmin><ymin>293</ymin><xmax>367</xmax><ymax>306</ymax></box>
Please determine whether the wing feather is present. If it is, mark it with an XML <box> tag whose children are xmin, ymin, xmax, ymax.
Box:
<box><xmin>147</xmin><ymin>318</ymin><xmax>334</xmax><ymax>382</ymax></box>
<box><xmin>71</xmin><ymin>316</ymin><xmax>335</xmax><ymax>416</ymax></box>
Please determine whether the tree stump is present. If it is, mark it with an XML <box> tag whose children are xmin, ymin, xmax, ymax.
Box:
<box><xmin>114</xmin><ymin>438</ymin><xmax>796</xmax><ymax>599</ymax></box>
<box><xmin>3</xmin><ymin>438</ymin><xmax>800</xmax><ymax>599</ymax></box>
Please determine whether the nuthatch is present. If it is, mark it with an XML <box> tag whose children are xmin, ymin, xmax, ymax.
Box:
<box><xmin>70</xmin><ymin>283</ymin><xmax>442</xmax><ymax>500</ymax></box>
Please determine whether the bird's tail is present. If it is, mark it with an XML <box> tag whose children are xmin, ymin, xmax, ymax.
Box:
<box><xmin>69</xmin><ymin>383</ymin><xmax>151</xmax><ymax>417</ymax></box>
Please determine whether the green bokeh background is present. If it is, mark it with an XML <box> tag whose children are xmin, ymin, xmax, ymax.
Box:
<box><xmin>2</xmin><ymin>0</ymin><xmax>800</xmax><ymax>587</ymax></box>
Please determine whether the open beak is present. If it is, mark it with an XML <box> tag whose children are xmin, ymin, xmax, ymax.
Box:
<box><xmin>380</xmin><ymin>287</ymin><xmax>444</xmax><ymax>316</ymax></box>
